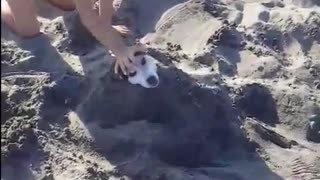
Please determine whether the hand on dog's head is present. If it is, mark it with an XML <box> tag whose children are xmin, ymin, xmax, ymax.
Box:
<box><xmin>110</xmin><ymin>51</ymin><xmax>146</xmax><ymax>80</ymax></box>
<box><xmin>110</xmin><ymin>51</ymin><xmax>159</xmax><ymax>88</ymax></box>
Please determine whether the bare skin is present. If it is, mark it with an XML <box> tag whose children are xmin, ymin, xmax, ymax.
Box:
<box><xmin>1</xmin><ymin>0</ymin><xmax>146</xmax><ymax>75</ymax></box>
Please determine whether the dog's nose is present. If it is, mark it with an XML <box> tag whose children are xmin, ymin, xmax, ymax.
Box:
<box><xmin>146</xmin><ymin>75</ymin><xmax>159</xmax><ymax>87</ymax></box>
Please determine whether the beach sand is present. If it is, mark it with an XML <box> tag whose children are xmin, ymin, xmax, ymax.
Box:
<box><xmin>1</xmin><ymin>0</ymin><xmax>319</xmax><ymax>179</ymax></box>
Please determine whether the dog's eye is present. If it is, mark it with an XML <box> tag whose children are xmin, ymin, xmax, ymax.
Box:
<box><xmin>128</xmin><ymin>71</ymin><xmax>137</xmax><ymax>77</ymax></box>
<box><xmin>141</xmin><ymin>58</ymin><xmax>146</xmax><ymax>66</ymax></box>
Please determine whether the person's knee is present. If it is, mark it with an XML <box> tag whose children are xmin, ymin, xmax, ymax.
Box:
<box><xmin>1</xmin><ymin>0</ymin><xmax>15</xmax><ymax>28</ymax></box>
<box><xmin>2</xmin><ymin>0</ymin><xmax>41</xmax><ymax>38</ymax></box>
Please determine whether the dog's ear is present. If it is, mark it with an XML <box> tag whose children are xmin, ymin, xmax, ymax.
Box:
<box><xmin>134</xmin><ymin>51</ymin><xmax>146</xmax><ymax>57</ymax></box>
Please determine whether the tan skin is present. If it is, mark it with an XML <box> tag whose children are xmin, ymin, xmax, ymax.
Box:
<box><xmin>1</xmin><ymin>0</ymin><xmax>146</xmax><ymax>75</ymax></box>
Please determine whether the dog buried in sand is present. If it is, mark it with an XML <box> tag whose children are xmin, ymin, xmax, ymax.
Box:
<box><xmin>127</xmin><ymin>52</ymin><xmax>160</xmax><ymax>88</ymax></box>
<box><xmin>111</xmin><ymin>50</ymin><xmax>160</xmax><ymax>88</ymax></box>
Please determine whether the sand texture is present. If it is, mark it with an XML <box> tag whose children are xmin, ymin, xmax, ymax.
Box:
<box><xmin>1</xmin><ymin>0</ymin><xmax>320</xmax><ymax>180</ymax></box>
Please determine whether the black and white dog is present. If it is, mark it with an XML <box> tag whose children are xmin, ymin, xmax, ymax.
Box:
<box><xmin>112</xmin><ymin>51</ymin><xmax>160</xmax><ymax>88</ymax></box>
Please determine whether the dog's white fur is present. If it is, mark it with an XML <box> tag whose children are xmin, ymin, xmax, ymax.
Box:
<box><xmin>128</xmin><ymin>54</ymin><xmax>159</xmax><ymax>88</ymax></box>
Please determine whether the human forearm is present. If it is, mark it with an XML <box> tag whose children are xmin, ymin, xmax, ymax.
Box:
<box><xmin>73</xmin><ymin>0</ymin><xmax>146</xmax><ymax>75</ymax></box>
<box><xmin>86</xmin><ymin>22</ymin><xmax>127</xmax><ymax>58</ymax></box>
<box><xmin>73</xmin><ymin>0</ymin><xmax>126</xmax><ymax>56</ymax></box>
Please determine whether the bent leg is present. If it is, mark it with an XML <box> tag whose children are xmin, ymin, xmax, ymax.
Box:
<box><xmin>1</xmin><ymin>0</ymin><xmax>40</xmax><ymax>38</ymax></box>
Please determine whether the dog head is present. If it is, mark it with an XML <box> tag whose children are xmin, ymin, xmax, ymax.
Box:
<box><xmin>128</xmin><ymin>52</ymin><xmax>159</xmax><ymax>88</ymax></box>
<box><xmin>111</xmin><ymin>52</ymin><xmax>160</xmax><ymax>88</ymax></box>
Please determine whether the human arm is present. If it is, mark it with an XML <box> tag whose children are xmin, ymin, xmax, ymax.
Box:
<box><xmin>73</xmin><ymin>0</ymin><xmax>146</xmax><ymax>74</ymax></box>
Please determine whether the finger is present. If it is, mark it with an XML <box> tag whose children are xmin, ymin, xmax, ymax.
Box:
<box><xmin>128</xmin><ymin>56</ymin><xmax>139</xmax><ymax>66</ymax></box>
<box><xmin>114</xmin><ymin>62</ymin><xmax>119</xmax><ymax>74</ymax></box>
<box><xmin>123</xmin><ymin>59</ymin><xmax>133</xmax><ymax>69</ymax></box>
<box><xmin>119</xmin><ymin>62</ymin><xmax>127</xmax><ymax>75</ymax></box>
<box><xmin>114</xmin><ymin>62</ymin><xmax>122</xmax><ymax>79</ymax></box>
<box><xmin>124</xmin><ymin>59</ymin><xmax>134</xmax><ymax>72</ymax></box>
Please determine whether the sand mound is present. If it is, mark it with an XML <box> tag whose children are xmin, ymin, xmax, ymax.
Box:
<box><xmin>1</xmin><ymin>0</ymin><xmax>320</xmax><ymax>179</ymax></box>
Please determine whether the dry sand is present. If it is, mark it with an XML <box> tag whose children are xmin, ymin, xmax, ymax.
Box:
<box><xmin>1</xmin><ymin>0</ymin><xmax>320</xmax><ymax>180</ymax></box>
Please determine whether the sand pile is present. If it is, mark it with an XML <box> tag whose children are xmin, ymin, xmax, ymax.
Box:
<box><xmin>1</xmin><ymin>0</ymin><xmax>320</xmax><ymax>180</ymax></box>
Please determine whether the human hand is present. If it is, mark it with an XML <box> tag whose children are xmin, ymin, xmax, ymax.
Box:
<box><xmin>114</xmin><ymin>43</ymin><xmax>147</xmax><ymax>75</ymax></box>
